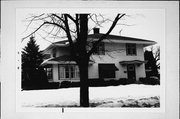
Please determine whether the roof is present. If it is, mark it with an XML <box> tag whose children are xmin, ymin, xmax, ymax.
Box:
<box><xmin>88</xmin><ymin>33</ymin><xmax>155</xmax><ymax>43</ymax></box>
<box><xmin>43</xmin><ymin>33</ymin><xmax>156</xmax><ymax>52</ymax></box>
<box><xmin>119</xmin><ymin>60</ymin><xmax>147</xmax><ymax>65</ymax></box>
<box><xmin>50</xmin><ymin>55</ymin><xmax>75</xmax><ymax>62</ymax></box>
<box><xmin>52</xmin><ymin>40</ymin><xmax>69</xmax><ymax>44</ymax></box>
<box><xmin>41</xmin><ymin>55</ymin><xmax>94</xmax><ymax>66</ymax></box>
<box><xmin>50</xmin><ymin>33</ymin><xmax>155</xmax><ymax>45</ymax></box>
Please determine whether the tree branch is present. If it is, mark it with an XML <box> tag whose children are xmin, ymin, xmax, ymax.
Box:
<box><xmin>51</xmin><ymin>14</ymin><xmax>65</xmax><ymax>23</ymax></box>
<box><xmin>88</xmin><ymin>13</ymin><xmax>126</xmax><ymax>56</ymax></box>
<box><xmin>22</xmin><ymin>22</ymin><xmax>47</xmax><ymax>42</ymax></box>
<box><xmin>22</xmin><ymin>21</ymin><xmax>67</xmax><ymax>42</ymax></box>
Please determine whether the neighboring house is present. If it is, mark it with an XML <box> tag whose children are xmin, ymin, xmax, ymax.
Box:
<box><xmin>41</xmin><ymin>28</ymin><xmax>156</xmax><ymax>83</ymax></box>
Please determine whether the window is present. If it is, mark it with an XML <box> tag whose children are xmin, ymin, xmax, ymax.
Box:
<box><xmin>52</xmin><ymin>48</ymin><xmax>56</xmax><ymax>57</ymax></box>
<box><xmin>99</xmin><ymin>64</ymin><xmax>118</xmax><ymax>78</ymax></box>
<box><xmin>101</xmin><ymin>70</ymin><xmax>115</xmax><ymax>78</ymax></box>
<box><xmin>126</xmin><ymin>43</ymin><xmax>137</xmax><ymax>55</ymax></box>
<box><xmin>45</xmin><ymin>68</ymin><xmax>53</xmax><ymax>80</ymax></box>
<box><xmin>58</xmin><ymin>65</ymin><xmax>79</xmax><ymax>79</ymax></box>
<box><xmin>93</xmin><ymin>42</ymin><xmax>105</xmax><ymax>55</ymax></box>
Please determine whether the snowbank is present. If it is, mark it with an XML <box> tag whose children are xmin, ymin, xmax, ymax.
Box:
<box><xmin>21</xmin><ymin>84</ymin><xmax>160</xmax><ymax>107</ymax></box>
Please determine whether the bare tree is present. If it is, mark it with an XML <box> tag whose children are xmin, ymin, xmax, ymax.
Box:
<box><xmin>22</xmin><ymin>13</ymin><xmax>126</xmax><ymax>107</ymax></box>
<box><xmin>154</xmin><ymin>46</ymin><xmax>160</xmax><ymax>70</ymax></box>
<box><xmin>150</xmin><ymin>46</ymin><xmax>160</xmax><ymax>70</ymax></box>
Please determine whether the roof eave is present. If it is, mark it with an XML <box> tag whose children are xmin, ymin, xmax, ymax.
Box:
<box><xmin>42</xmin><ymin>44</ymin><xmax>68</xmax><ymax>54</ymax></box>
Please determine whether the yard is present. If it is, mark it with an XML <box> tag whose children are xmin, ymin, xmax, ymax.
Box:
<box><xmin>21</xmin><ymin>84</ymin><xmax>160</xmax><ymax>107</ymax></box>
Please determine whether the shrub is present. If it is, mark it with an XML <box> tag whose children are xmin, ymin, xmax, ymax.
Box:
<box><xmin>104</xmin><ymin>79</ymin><xmax>116</xmax><ymax>86</ymax></box>
<box><xmin>45</xmin><ymin>82</ymin><xmax>59</xmax><ymax>89</ymax></box>
<box><xmin>139</xmin><ymin>77</ymin><xmax>146</xmax><ymax>83</ymax></box>
<box><xmin>139</xmin><ymin>77</ymin><xmax>160</xmax><ymax>85</ymax></box>
<box><xmin>89</xmin><ymin>78</ymin><xmax>104</xmax><ymax>87</ymax></box>
<box><xmin>70</xmin><ymin>82</ymin><xmax>80</xmax><ymax>87</ymax></box>
<box><xmin>118</xmin><ymin>78</ymin><xmax>128</xmax><ymax>85</ymax></box>
<box><xmin>149</xmin><ymin>76</ymin><xmax>160</xmax><ymax>85</ymax></box>
<box><xmin>60</xmin><ymin>81</ymin><xmax>71</xmax><ymax>88</ymax></box>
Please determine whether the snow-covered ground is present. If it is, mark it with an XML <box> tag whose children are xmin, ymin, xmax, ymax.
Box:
<box><xmin>21</xmin><ymin>84</ymin><xmax>160</xmax><ymax>107</ymax></box>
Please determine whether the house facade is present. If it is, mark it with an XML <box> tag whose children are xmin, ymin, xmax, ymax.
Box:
<box><xmin>42</xmin><ymin>28</ymin><xmax>156</xmax><ymax>83</ymax></box>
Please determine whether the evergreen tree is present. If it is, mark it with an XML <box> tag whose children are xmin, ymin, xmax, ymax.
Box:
<box><xmin>144</xmin><ymin>50</ymin><xmax>159</xmax><ymax>77</ymax></box>
<box><xmin>22</xmin><ymin>36</ymin><xmax>46</xmax><ymax>89</ymax></box>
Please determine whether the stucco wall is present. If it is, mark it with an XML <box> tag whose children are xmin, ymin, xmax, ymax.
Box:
<box><xmin>89</xmin><ymin>43</ymin><xmax>146</xmax><ymax>80</ymax></box>
<box><xmin>50</xmin><ymin>42</ymin><xmax>146</xmax><ymax>81</ymax></box>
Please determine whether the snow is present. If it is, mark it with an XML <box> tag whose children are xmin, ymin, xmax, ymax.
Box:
<box><xmin>21</xmin><ymin>84</ymin><xmax>160</xmax><ymax>107</ymax></box>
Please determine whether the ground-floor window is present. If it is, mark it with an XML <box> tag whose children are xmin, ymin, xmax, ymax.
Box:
<box><xmin>99</xmin><ymin>64</ymin><xmax>118</xmax><ymax>78</ymax></box>
<box><xmin>45</xmin><ymin>67</ymin><xmax>53</xmax><ymax>81</ymax></box>
<box><xmin>58</xmin><ymin>65</ymin><xmax>79</xmax><ymax>79</ymax></box>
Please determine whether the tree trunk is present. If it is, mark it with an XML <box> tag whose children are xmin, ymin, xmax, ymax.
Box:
<box><xmin>79</xmin><ymin>57</ymin><xmax>89</xmax><ymax>107</ymax></box>
<box><xmin>78</xmin><ymin>14</ymin><xmax>89</xmax><ymax>107</ymax></box>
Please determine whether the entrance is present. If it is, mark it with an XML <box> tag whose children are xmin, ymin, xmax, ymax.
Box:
<box><xmin>127</xmin><ymin>64</ymin><xmax>136</xmax><ymax>82</ymax></box>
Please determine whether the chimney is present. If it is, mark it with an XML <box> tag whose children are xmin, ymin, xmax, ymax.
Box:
<box><xmin>93</xmin><ymin>28</ymin><xmax>100</xmax><ymax>34</ymax></box>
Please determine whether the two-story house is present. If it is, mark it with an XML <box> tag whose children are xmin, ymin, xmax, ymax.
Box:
<box><xmin>41</xmin><ymin>28</ymin><xmax>156</xmax><ymax>83</ymax></box>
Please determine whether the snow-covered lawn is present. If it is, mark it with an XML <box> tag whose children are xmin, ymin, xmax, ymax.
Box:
<box><xmin>21</xmin><ymin>84</ymin><xmax>160</xmax><ymax>107</ymax></box>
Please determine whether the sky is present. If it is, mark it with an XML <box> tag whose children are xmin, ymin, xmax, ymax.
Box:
<box><xmin>17</xmin><ymin>9</ymin><xmax>165</xmax><ymax>51</ymax></box>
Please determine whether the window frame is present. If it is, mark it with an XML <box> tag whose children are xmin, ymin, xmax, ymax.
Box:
<box><xmin>93</xmin><ymin>42</ymin><xmax>105</xmax><ymax>55</ymax></box>
<box><xmin>126</xmin><ymin>43</ymin><xmax>137</xmax><ymax>56</ymax></box>
<box><xmin>45</xmin><ymin>67</ymin><xmax>53</xmax><ymax>81</ymax></box>
<box><xmin>58</xmin><ymin>65</ymin><xmax>79</xmax><ymax>79</ymax></box>
<box><xmin>52</xmin><ymin>47</ymin><xmax>56</xmax><ymax>57</ymax></box>
<box><xmin>98</xmin><ymin>64</ymin><xmax>117</xmax><ymax>79</ymax></box>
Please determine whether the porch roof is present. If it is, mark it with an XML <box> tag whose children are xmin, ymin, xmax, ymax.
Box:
<box><xmin>119</xmin><ymin>60</ymin><xmax>147</xmax><ymax>65</ymax></box>
<box><xmin>41</xmin><ymin>55</ymin><xmax>95</xmax><ymax>66</ymax></box>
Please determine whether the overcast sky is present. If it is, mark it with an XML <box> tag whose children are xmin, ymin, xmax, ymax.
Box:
<box><xmin>17</xmin><ymin>9</ymin><xmax>165</xmax><ymax>50</ymax></box>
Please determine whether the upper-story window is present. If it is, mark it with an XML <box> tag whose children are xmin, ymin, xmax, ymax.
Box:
<box><xmin>126</xmin><ymin>43</ymin><xmax>137</xmax><ymax>55</ymax></box>
<box><xmin>52</xmin><ymin>48</ymin><xmax>56</xmax><ymax>57</ymax></box>
<box><xmin>93</xmin><ymin>42</ymin><xmax>105</xmax><ymax>55</ymax></box>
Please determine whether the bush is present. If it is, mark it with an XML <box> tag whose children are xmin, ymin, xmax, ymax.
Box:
<box><xmin>149</xmin><ymin>76</ymin><xmax>160</xmax><ymax>85</ymax></box>
<box><xmin>71</xmin><ymin>82</ymin><xmax>80</xmax><ymax>87</ymax></box>
<box><xmin>118</xmin><ymin>78</ymin><xmax>128</xmax><ymax>85</ymax></box>
<box><xmin>104</xmin><ymin>79</ymin><xmax>116</xmax><ymax>86</ymax></box>
<box><xmin>139</xmin><ymin>77</ymin><xmax>160</xmax><ymax>85</ymax></box>
<box><xmin>60</xmin><ymin>81</ymin><xmax>71</xmax><ymax>88</ymax></box>
<box><xmin>45</xmin><ymin>82</ymin><xmax>59</xmax><ymax>89</ymax></box>
<box><xmin>89</xmin><ymin>78</ymin><xmax>104</xmax><ymax>87</ymax></box>
<box><xmin>22</xmin><ymin>82</ymin><xmax>59</xmax><ymax>90</ymax></box>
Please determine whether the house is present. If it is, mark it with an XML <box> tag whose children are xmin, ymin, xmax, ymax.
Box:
<box><xmin>41</xmin><ymin>28</ymin><xmax>156</xmax><ymax>83</ymax></box>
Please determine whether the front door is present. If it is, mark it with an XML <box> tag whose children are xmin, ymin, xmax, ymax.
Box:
<box><xmin>127</xmin><ymin>64</ymin><xmax>136</xmax><ymax>82</ymax></box>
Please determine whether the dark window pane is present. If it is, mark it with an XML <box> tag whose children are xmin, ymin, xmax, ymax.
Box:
<box><xmin>126</xmin><ymin>43</ymin><xmax>136</xmax><ymax>55</ymax></box>
<box><xmin>99</xmin><ymin>64</ymin><xmax>117</xmax><ymax>78</ymax></box>
<box><xmin>93</xmin><ymin>42</ymin><xmax>105</xmax><ymax>55</ymax></box>
<box><xmin>53</xmin><ymin>48</ymin><xmax>56</xmax><ymax>57</ymax></box>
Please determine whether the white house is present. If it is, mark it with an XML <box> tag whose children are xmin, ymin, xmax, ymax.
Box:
<box><xmin>41</xmin><ymin>28</ymin><xmax>156</xmax><ymax>83</ymax></box>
